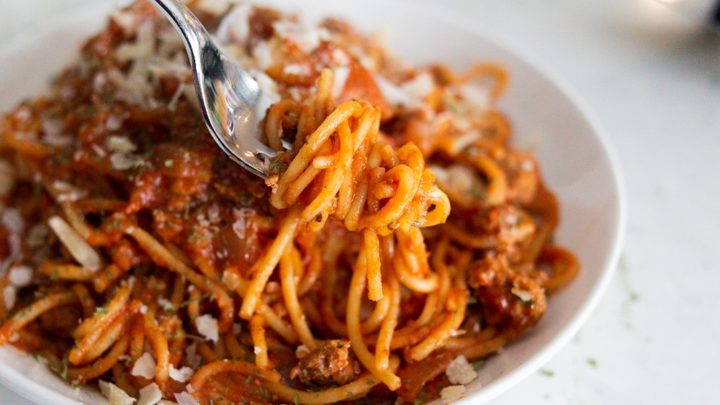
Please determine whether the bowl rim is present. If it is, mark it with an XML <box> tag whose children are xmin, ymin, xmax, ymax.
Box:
<box><xmin>0</xmin><ymin>1</ymin><xmax>627</xmax><ymax>404</ymax></box>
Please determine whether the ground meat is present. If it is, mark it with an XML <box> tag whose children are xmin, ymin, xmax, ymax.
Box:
<box><xmin>500</xmin><ymin>150</ymin><xmax>539</xmax><ymax>205</ymax></box>
<box><xmin>467</xmin><ymin>253</ymin><xmax>547</xmax><ymax>336</ymax></box>
<box><xmin>471</xmin><ymin>204</ymin><xmax>535</xmax><ymax>260</ymax></box>
<box><xmin>290</xmin><ymin>340</ymin><xmax>361</xmax><ymax>387</ymax></box>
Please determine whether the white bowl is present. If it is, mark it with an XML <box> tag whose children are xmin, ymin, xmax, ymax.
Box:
<box><xmin>0</xmin><ymin>1</ymin><xmax>625</xmax><ymax>404</ymax></box>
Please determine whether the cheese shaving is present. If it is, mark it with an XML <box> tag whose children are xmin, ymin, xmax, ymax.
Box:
<box><xmin>195</xmin><ymin>314</ymin><xmax>219</xmax><ymax>342</ymax></box>
<box><xmin>99</xmin><ymin>380</ymin><xmax>136</xmax><ymax>405</ymax></box>
<box><xmin>169</xmin><ymin>366</ymin><xmax>194</xmax><ymax>383</ymax></box>
<box><xmin>446</xmin><ymin>355</ymin><xmax>477</xmax><ymax>385</ymax></box>
<box><xmin>47</xmin><ymin>216</ymin><xmax>102</xmax><ymax>271</ymax></box>
<box><xmin>131</xmin><ymin>352</ymin><xmax>157</xmax><ymax>379</ymax></box>
<box><xmin>138</xmin><ymin>383</ymin><xmax>162</xmax><ymax>405</ymax></box>
<box><xmin>174</xmin><ymin>392</ymin><xmax>200</xmax><ymax>405</ymax></box>
<box><xmin>8</xmin><ymin>265</ymin><xmax>33</xmax><ymax>287</ymax></box>
<box><xmin>440</xmin><ymin>385</ymin><xmax>466</xmax><ymax>403</ymax></box>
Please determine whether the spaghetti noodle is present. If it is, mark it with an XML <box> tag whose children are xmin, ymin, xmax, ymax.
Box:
<box><xmin>0</xmin><ymin>1</ymin><xmax>579</xmax><ymax>404</ymax></box>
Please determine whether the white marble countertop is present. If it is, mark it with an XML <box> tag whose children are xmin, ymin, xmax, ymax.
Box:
<box><xmin>1</xmin><ymin>0</ymin><xmax>719</xmax><ymax>404</ymax></box>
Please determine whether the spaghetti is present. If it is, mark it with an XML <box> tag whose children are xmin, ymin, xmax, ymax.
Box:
<box><xmin>0</xmin><ymin>1</ymin><xmax>579</xmax><ymax>404</ymax></box>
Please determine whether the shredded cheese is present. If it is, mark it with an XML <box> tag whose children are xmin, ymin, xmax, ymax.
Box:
<box><xmin>47</xmin><ymin>216</ymin><xmax>102</xmax><ymax>271</ymax></box>
<box><xmin>295</xmin><ymin>344</ymin><xmax>310</xmax><ymax>359</ymax></box>
<box><xmin>511</xmin><ymin>287</ymin><xmax>533</xmax><ymax>303</ymax></box>
<box><xmin>252</xmin><ymin>42</ymin><xmax>274</xmax><ymax>70</ymax></box>
<box><xmin>195</xmin><ymin>314</ymin><xmax>219</xmax><ymax>342</ymax></box>
<box><xmin>174</xmin><ymin>392</ymin><xmax>200</xmax><ymax>405</ymax></box>
<box><xmin>51</xmin><ymin>180</ymin><xmax>88</xmax><ymax>202</ymax></box>
<box><xmin>169</xmin><ymin>366</ymin><xmax>194</xmax><ymax>383</ymax></box>
<box><xmin>331</xmin><ymin>66</ymin><xmax>350</xmax><ymax>99</ymax></box>
<box><xmin>8</xmin><ymin>265</ymin><xmax>32</xmax><ymax>287</ymax></box>
<box><xmin>458</xmin><ymin>82</ymin><xmax>490</xmax><ymax>113</ymax></box>
<box><xmin>216</xmin><ymin>3</ymin><xmax>253</xmax><ymax>44</ymax></box>
<box><xmin>272</xmin><ymin>15</ymin><xmax>332</xmax><ymax>54</ymax></box>
<box><xmin>3</xmin><ymin>286</ymin><xmax>16</xmax><ymax>311</ymax></box>
<box><xmin>446</xmin><ymin>355</ymin><xmax>477</xmax><ymax>385</ymax></box>
<box><xmin>131</xmin><ymin>352</ymin><xmax>157</xmax><ymax>379</ymax></box>
<box><xmin>99</xmin><ymin>380</ymin><xmax>136</xmax><ymax>405</ymax></box>
<box><xmin>440</xmin><ymin>385</ymin><xmax>466</xmax><ymax>403</ymax></box>
<box><xmin>138</xmin><ymin>383</ymin><xmax>162</xmax><ymax>405</ymax></box>
<box><xmin>195</xmin><ymin>0</ymin><xmax>230</xmax><ymax>15</ymax></box>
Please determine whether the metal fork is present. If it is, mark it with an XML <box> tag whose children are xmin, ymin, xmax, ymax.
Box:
<box><xmin>151</xmin><ymin>0</ymin><xmax>278</xmax><ymax>178</ymax></box>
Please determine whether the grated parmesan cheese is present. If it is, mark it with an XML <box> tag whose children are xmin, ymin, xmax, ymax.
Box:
<box><xmin>375</xmin><ymin>72</ymin><xmax>435</xmax><ymax>110</ymax></box>
<box><xmin>252</xmin><ymin>42</ymin><xmax>275</xmax><ymax>70</ymax></box>
<box><xmin>106</xmin><ymin>135</ymin><xmax>143</xmax><ymax>170</ymax></box>
<box><xmin>15</xmin><ymin>107</ymin><xmax>31</xmax><ymax>121</ymax></box>
<box><xmin>431</xmin><ymin>164</ymin><xmax>479</xmax><ymax>198</ymax></box>
<box><xmin>232</xmin><ymin>207</ymin><xmax>256</xmax><ymax>239</ymax></box>
<box><xmin>403</xmin><ymin>72</ymin><xmax>435</xmax><ymax>101</ymax></box>
<box><xmin>511</xmin><ymin>287</ymin><xmax>533</xmax><ymax>303</ymax></box>
<box><xmin>8</xmin><ymin>265</ymin><xmax>32</xmax><ymax>287</ymax></box>
<box><xmin>52</xmin><ymin>180</ymin><xmax>88</xmax><ymax>202</ymax></box>
<box><xmin>250</xmin><ymin>70</ymin><xmax>281</xmax><ymax>104</ymax></box>
<box><xmin>106</xmin><ymin>136</ymin><xmax>137</xmax><ymax>154</ymax></box>
<box><xmin>110</xmin><ymin>10</ymin><xmax>138</xmax><ymax>34</ymax></box>
<box><xmin>43</xmin><ymin>133</ymin><xmax>72</xmax><ymax>147</ymax></box>
<box><xmin>47</xmin><ymin>216</ymin><xmax>102</xmax><ymax>271</ymax></box>
<box><xmin>2</xmin><ymin>209</ymin><xmax>24</xmax><ymax>271</ymax></box>
<box><xmin>449</xmin><ymin>131</ymin><xmax>481</xmax><ymax>155</ymax></box>
<box><xmin>106</xmin><ymin>115</ymin><xmax>124</xmax><ymax>131</ymax></box>
<box><xmin>91</xmin><ymin>144</ymin><xmax>107</xmax><ymax>158</ymax></box>
<box><xmin>216</xmin><ymin>3</ymin><xmax>253</xmax><ymax>45</ymax></box>
<box><xmin>131</xmin><ymin>352</ymin><xmax>157</xmax><ymax>380</ymax></box>
<box><xmin>208</xmin><ymin>205</ymin><xmax>221</xmax><ymax>224</ymax></box>
<box><xmin>93</xmin><ymin>73</ymin><xmax>107</xmax><ymax>91</ymax></box>
<box><xmin>99</xmin><ymin>380</ymin><xmax>135</xmax><ymax>405</ymax></box>
<box><xmin>110</xmin><ymin>153</ymin><xmax>144</xmax><ymax>171</ymax></box>
<box><xmin>440</xmin><ymin>385</ymin><xmax>466</xmax><ymax>403</ymax></box>
<box><xmin>446</xmin><ymin>355</ymin><xmax>477</xmax><ymax>385</ymax></box>
<box><xmin>167</xmin><ymin>83</ymin><xmax>188</xmax><ymax>111</ymax></box>
<box><xmin>283</xmin><ymin>63</ymin><xmax>305</xmax><ymax>76</ymax></box>
<box><xmin>458</xmin><ymin>82</ymin><xmax>490</xmax><ymax>113</ymax></box>
<box><xmin>195</xmin><ymin>314</ymin><xmax>219</xmax><ymax>342</ymax></box>
<box><xmin>330</xmin><ymin>66</ymin><xmax>350</xmax><ymax>99</ymax></box>
<box><xmin>331</xmin><ymin>49</ymin><xmax>350</xmax><ymax>66</ymax></box>
<box><xmin>375</xmin><ymin>75</ymin><xmax>412</xmax><ymax>107</ymax></box>
<box><xmin>138</xmin><ymin>383</ymin><xmax>162</xmax><ymax>405</ymax></box>
<box><xmin>295</xmin><ymin>344</ymin><xmax>310</xmax><ymax>359</ymax></box>
<box><xmin>169</xmin><ymin>366</ymin><xmax>194</xmax><ymax>383</ymax></box>
<box><xmin>174</xmin><ymin>392</ymin><xmax>200</xmax><ymax>405</ymax></box>
<box><xmin>2</xmin><ymin>208</ymin><xmax>24</xmax><ymax>235</ymax></box>
<box><xmin>272</xmin><ymin>18</ymin><xmax>330</xmax><ymax>54</ymax></box>
<box><xmin>195</xmin><ymin>0</ymin><xmax>230</xmax><ymax>16</ymax></box>
<box><xmin>3</xmin><ymin>286</ymin><xmax>16</xmax><ymax>310</ymax></box>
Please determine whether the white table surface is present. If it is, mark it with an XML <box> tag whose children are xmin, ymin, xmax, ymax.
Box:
<box><xmin>1</xmin><ymin>0</ymin><xmax>719</xmax><ymax>404</ymax></box>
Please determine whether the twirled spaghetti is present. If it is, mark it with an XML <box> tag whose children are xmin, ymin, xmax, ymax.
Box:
<box><xmin>0</xmin><ymin>1</ymin><xmax>579</xmax><ymax>404</ymax></box>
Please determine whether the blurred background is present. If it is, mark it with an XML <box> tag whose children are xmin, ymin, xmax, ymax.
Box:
<box><xmin>0</xmin><ymin>0</ymin><xmax>719</xmax><ymax>404</ymax></box>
